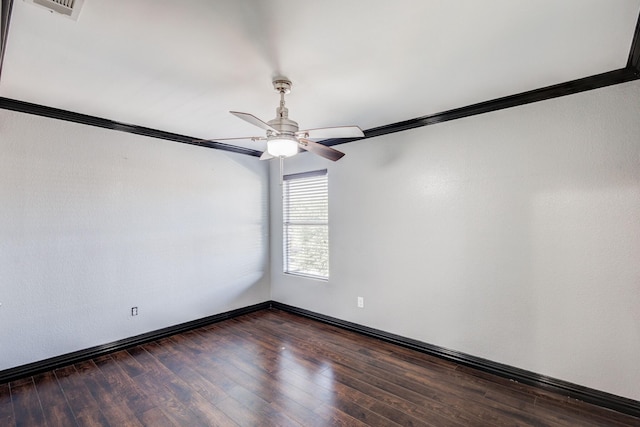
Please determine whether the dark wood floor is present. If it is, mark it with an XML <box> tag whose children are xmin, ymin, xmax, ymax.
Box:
<box><xmin>1</xmin><ymin>309</ymin><xmax>638</xmax><ymax>426</ymax></box>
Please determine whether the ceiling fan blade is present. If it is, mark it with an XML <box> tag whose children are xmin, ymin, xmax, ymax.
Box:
<box><xmin>260</xmin><ymin>151</ymin><xmax>274</xmax><ymax>160</ymax></box>
<box><xmin>193</xmin><ymin>136</ymin><xmax>265</xmax><ymax>143</ymax></box>
<box><xmin>230</xmin><ymin>111</ymin><xmax>279</xmax><ymax>134</ymax></box>
<box><xmin>299</xmin><ymin>138</ymin><xmax>345</xmax><ymax>162</ymax></box>
<box><xmin>297</xmin><ymin>126</ymin><xmax>364</xmax><ymax>139</ymax></box>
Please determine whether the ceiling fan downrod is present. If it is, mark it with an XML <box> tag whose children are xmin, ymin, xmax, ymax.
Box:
<box><xmin>272</xmin><ymin>78</ymin><xmax>293</xmax><ymax>121</ymax></box>
<box><xmin>267</xmin><ymin>78</ymin><xmax>299</xmax><ymax>141</ymax></box>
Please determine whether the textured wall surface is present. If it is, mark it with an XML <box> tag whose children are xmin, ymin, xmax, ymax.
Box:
<box><xmin>0</xmin><ymin>110</ymin><xmax>270</xmax><ymax>370</ymax></box>
<box><xmin>270</xmin><ymin>80</ymin><xmax>640</xmax><ymax>400</ymax></box>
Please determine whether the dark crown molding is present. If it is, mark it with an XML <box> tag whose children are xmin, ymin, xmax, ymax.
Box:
<box><xmin>320</xmin><ymin>10</ymin><xmax>640</xmax><ymax>148</ymax></box>
<box><xmin>0</xmin><ymin>0</ymin><xmax>14</xmax><ymax>80</ymax></box>
<box><xmin>0</xmin><ymin>0</ymin><xmax>260</xmax><ymax>157</ymax></box>
<box><xmin>4</xmin><ymin>67</ymin><xmax>635</xmax><ymax>157</ymax></box>
<box><xmin>321</xmin><ymin>68</ymin><xmax>639</xmax><ymax>147</ymax></box>
<box><xmin>628</xmin><ymin>11</ymin><xmax>640</xmax><ymax>72</ymax></box>
<box><xmin>0</xmin><ymin>97</ymin><xmax>262</xmax><ymax>157</ymax></box>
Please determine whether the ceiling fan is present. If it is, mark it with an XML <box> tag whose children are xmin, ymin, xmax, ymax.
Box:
<box><xmin>202</xmin><ymin>78</ymin><xmax>364</xmax><ymax>161</ymax></box>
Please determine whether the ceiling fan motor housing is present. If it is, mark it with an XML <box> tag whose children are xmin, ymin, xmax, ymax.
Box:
<box><xmin>266</xmin><ymin>113</ymin><xmax>299</xmax><ymax>157</ymax></box>
<box><xmin>267</xmin><ymin>115</ymin><xmax>299</xmax><ymax>135</ymax></box>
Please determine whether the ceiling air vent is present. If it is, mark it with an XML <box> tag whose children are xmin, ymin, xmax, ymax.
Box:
<box><xmin>24</xmin><ymin>0</ymin><xmax>84</xmax><ymax>21</ymax></box>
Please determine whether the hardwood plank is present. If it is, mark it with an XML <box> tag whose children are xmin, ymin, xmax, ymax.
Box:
<box><xmin>153</xmin><ymin>367</ymin><xmax>240</xmax><ymax>426</ymax></box>
<box><xmin>206</xmin><ymin>321</ymin><xmax>443</xmax><ymax>426</ymax></box>
<box><xmin>33</xmin><ymin>371</ymin><xmax>78</xmax><ymax>427</ymax></box>
<box><xmin>185</xmin><ymin>327</ymin><xmax>329</xmax><ymax>414</ymax></box>
<box><xmin>178</xmin><ymin>326</ymin><xmax>346</xmax><ymax>426</ymax></box>
<box><xmin>109</xmin><ymin>350</ymin><xmax>146</xmax><ymax>378</ymax></box>
<box><xmin>92</xmin><ymin>354</ymin><xmax>156</xmax><ymax>417</ymax></box>
<box><xmin>75</xmin><ymin>360</ymin><xmax>143</xmax><ymax>427</ymax></box>
<box><xmin>9</xmin><ymin>378</ymin><xmax>46</xmax><ymax>426</ymax></box>
<box><xmin>324</xmin><ymin>363</ymin><xmax>467</xmax><ymax>426</ymax></box>
<box><xmin>0</xmin><ymin>383</ymin><xmax>15</xmax><ymax>427</ymax></box>
<box><xmin>137</xmin><ymin>407</ymin><xmax>176</xmax><ymax>427</ymax></box>
<box><xmin>121</xmin><ymin>346</ymin><xmax>224</xmax><ymax>426</ymax></box>
<box><xmin>178</xmin><ymin>335</ymin><xmax>318</xmax><ymax>425</ymax></box>
<box><xmin>150</xmin><ymin>345</ymin><xmax>229</xmax><ymax>406</ymax></box>
<box><xmin>0</xmin><ymin>383</ymin><xmax>11</xmax><ymax>405</ymax></box>
<box><xmin>215</xmin><ymin>394</ymin><xmax>267</xmax><ymax>426</ymax></box>
<box><xmin>54</xmin><ymin>365</ymin><xmax>111</xmax><ymax>427</ymax></box>
<box><xmin>32</xmin><ymin>371</ymin><xmax>68</xmax><ymax>408</ymax></box>
<box><xmin>193</xmin><ymin>325</ymin><xmax>398</xmax><ymax>426</ymax></box>
<box><xmin>313</xmin><ymin>403</ymin><xmax>371</xmax><ymax>427</ymax></box>
<box><xmin>225</xmin><ymin>384</ymin><xmax>301</xmax><ymax>426</ymax></box>
<box><xmin>156</xmin><ymin>342</ymin><xmax>238</xmax><ymax>399</ymax></box>
<box><xmin>328</xmin><ymin>388</ymin><xmax>405</xmax><ymax>427</ymax></box>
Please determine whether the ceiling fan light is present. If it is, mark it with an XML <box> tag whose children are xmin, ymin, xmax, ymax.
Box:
<box><xmin>267</xmin><ymin>137</ymin><xmax>298</xmax><ymax>157</ymax></box>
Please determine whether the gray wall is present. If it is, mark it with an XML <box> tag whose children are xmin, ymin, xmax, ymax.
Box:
<box><xmin>0</xmin><ymin>110</ymin><xmax>270</xmax><ymax>370</ymax></box>
<box><xmin>270</xmin><ymin>80</ymin><xmax>640</xmax><ymax>401</ymax></box>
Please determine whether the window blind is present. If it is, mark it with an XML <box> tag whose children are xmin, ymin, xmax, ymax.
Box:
<box><xmin>283</xmin><ymin>169</ymin><xmax>329</xmax><ymax>280</ymax></box>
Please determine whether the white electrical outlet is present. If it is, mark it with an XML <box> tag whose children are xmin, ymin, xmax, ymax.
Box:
<box><xmin>131</xmin><ymin>307</ymin><xmax>138</xmax><ymax>316</ymax></box>
<box><xmin>357</xmin><ymin>297</ymin><xmax>364</xmax><ymax>308</ymax></box>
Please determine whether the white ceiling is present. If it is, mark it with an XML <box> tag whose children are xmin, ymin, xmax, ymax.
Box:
<box><xmin>1</xmin><ymin>0</ymin><xmax>639</xmax><ymax>152</ymax></box>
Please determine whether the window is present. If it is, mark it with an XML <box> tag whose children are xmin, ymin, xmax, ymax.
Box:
<box><xmin>283</xmin><ymin>169</ymin><xmax>329</xmax><ymax>280</ymax></box>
